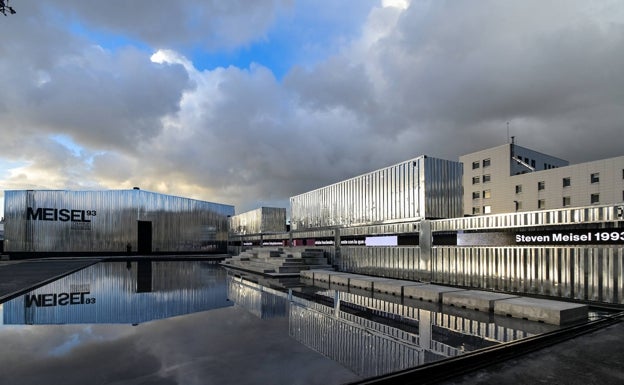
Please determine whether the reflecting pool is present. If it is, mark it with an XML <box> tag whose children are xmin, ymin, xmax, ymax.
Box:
<box><xmin>0</xmin><ymin>261</ymin><xmax>562</xmax><ymax>385</ymax></box>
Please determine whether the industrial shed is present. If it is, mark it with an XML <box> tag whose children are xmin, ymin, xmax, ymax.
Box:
<box><xmin>3</xmin><ymin>189</ymin><xmax>234</xmax><ymax>257</ymax></box>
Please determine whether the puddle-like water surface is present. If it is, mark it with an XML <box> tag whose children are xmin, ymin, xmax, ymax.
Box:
<box><xmin>0</xmin><ymin>261</ymin><xmax>562</xmax><ymax>385</ymax></box>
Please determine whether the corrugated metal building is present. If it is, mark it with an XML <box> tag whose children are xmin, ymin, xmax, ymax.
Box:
<box><xmin>229</xmin><ymin>207</ymin><xmax>286</xmax><ymax>235</ymax></box>
<box><xmin>3</xmin><ymin>189</ymin><xmax>234</xmax><ymax>256</ymax></box>
<box><xmin>290</xmin><ymin>156</ymin><xmax>463</xmax><ymax>231</ymax></box>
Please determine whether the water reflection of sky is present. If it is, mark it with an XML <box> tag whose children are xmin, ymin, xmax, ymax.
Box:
<box><xmin>0</xmin><ymin>262</ymin><xmax>357</xmax><ymax>385</ymax></box>
<box><xmin>0</xmin><ymin>262</ymin><xmax>560</xmax><ymax>384</ymax></box>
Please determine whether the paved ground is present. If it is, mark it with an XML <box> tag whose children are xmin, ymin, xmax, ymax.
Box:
<box><xmin>439</xmin><ymin>320</ymin><xmax>624</xmax><ymax>385</ymax></box>
<box><xmin>0</xmin><ymin>258</ymin><xmax>100</xmax><ymax>302</ymax></box>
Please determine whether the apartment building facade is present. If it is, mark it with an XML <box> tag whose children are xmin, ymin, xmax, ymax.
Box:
<box><xmin>460</xmin><ymin>142</ymin><xmax>624</xmax><ymax>215</ymax></box>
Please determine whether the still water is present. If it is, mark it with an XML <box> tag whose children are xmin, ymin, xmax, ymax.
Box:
<box><xmin>0</xmin><ymin>261</ymin><xmax>561</xmax><ymax>385</ymax></box>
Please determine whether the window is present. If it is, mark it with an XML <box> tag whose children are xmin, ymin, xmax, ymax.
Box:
<box><xmin>514</xmin><ymin>201</ymin><xmax>522</xmax><ymax>211</ymax></box>
<box><xmin>538</xmin><ymin>181</ymin><xmax>545</xmax><ymax>190</ymax></box>
<box><xmin>472</xmin><ymin>176</ymin><xmax>480</xmax><ymax>184</ymax></box>
<box><xmin>515</xmin><ymin>185</ymin><xmax>522</xmax><ymax>194</ymax></box>
<box><xmin>591</xmin><ymin>193</ymin><xmax>600</xmax><ymax>204</ymax></box>
<box><xmin>472</xmin><ymin>191</ymin><xmax>480</xmax><ymax>199</ymax></box>
<box><xmin>538</xmin><ymin>199</ymin><xmax>546</xmax><ymax>209</ymax></box>
<box><xmin>482</xmin><ymin>174</ymin><xmax>491</xmax><ymax>183</ymax></box>
<box><xmin>531</xmin><ymin>159</ymin><xmax>536</xmax><ymax>168</ymax></box>
<box><xmin>472</xmin><ymin>161</ymin><xmax>480</xmax><ymax>170</ymax></box>
<box><xmin>563</xmin><ymin>196</ymin><xmax>571</xmax><ymax>207</ymax></box>
<box><xmin>483</xmin><ymin>158</ymin><xmax>491</xmax><ymax>167</ymax></box>
<box><xmin>472</xmin><ymin>206</ymin><xmax>481</xmax><ymax>215</ymax></box>
<box><xmin>483</xmin><ymin>205</ymin><xmax>491</xmax><ymax>214</ymax></box>
<box><xmin>563</xmin><ymin>177</ymin><xmax>571</xmax><ymax>187</ymax></box>
<box><xmin>591</xmin><ymin>173</ymin><xmax>600</xmax><ymax>184</ymax></box>
<box><xmin>483</xmin><ymin>190</ymin><xmax>491</xmax><ymax>199</ymax></box>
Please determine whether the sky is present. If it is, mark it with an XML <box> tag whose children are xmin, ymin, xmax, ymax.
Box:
<box><xmin>1</xmin><ymin>0</ymin><xmax>623</xmax><ymax>218</ymax></box>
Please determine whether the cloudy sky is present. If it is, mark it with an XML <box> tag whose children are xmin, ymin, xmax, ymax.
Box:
<box><xmin>1</xmin><ymin>0</ymin><xmax>623</xmax><ymax>217</ymax></box>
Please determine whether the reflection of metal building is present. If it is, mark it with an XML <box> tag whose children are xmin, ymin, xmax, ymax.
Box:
<box><xmin>227</xmin><ymin>276</ymin><xmax>551</xmax><ymax>378</ymax></box>
<box><xmin>3</xmin><ymin>189</ymin><xmax>234</xmax><ymax>255</ymax></box>
<box><xmin>2</xmin><ymin>262</ymin><xmax>231</xmax><ymax>325</ymax></box>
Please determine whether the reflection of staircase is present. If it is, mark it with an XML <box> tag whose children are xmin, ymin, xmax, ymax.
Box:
<box><xmin>222</xmin><ymin>248</ymin><xmax>332</xmax><ymax>277</ymax></box>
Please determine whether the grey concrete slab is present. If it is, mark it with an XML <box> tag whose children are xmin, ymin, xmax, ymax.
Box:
<box><xmin>403</xmin><ymin>284</ymin><xmax>466</xmax><ymax>302</ymax></box>
<box><xmin>348</xmin><ymin>276</ymin><xmax>379</xmax><ymax>290</ymax></box>
<box><xmin>330</xmin><ymin>273</ymin><xmax>352</xmax><ymax>286</ymax></box>
<box><xmin>442</xmin><ymin>290</ymin><xmax>519</xmax><ymax>312</ymax></box>
<box><xmin>374</xmin><ymin>279</ymin><xmax>426</xmax><ymax>296</ymax></box>
<box><xmin>300</xmin><ymin>270</ymin><xmax>315</xmax><ymax>279</ymax></box>
<box><xmin>493</xmin><ymin>296</ymin><xmax>589</xmax><ymax>325</ymax></box>
<box><xmin>0</xmin><ymin>259</ymin><xmax>100</xmax><ymax>303</ymax></box>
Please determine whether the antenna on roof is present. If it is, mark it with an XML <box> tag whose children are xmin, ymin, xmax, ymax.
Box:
<box><xmin>507</xmin><ymin>121</ymin><xmax>510</xmax><ymax>143</ymax></box>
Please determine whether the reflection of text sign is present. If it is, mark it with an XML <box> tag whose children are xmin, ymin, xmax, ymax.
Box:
<box><xmin>25</xmin><ymin>292</ymin><xmax>96</xmax><ymax>308</ymax></box>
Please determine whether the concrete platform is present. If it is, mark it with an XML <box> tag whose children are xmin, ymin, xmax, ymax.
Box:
<box><xmin>493</xmin><ymin>296</ymin><xmax>589</xmax><ymax>325</ymax></box>
<box><xmin>373</xmin><ymin>279</ymin><xmax>426</xmax><ymax>296</ymax></box>
<box><xmin>403</xmin><ymin>284</ymin><xmax>465</xmax><ymax>303</ymax></box>
<box><xmin>0</xmin><ymin>259</ymin><xmax>100</xmax><ymax>302</ymax></box>
<box><xmin>348</xmin><ymin>276</ymin><xmax>380</xmax><ymax>290</ymax></box>
<box><xmin>443</xmin><ymin>290</ymin><xmax>519</xmax><ymax>312</ymax></box>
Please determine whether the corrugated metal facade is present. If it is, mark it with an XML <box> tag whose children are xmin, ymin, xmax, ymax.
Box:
<box><xmin>3</xmin><ymin>189</ymin><xmax>234</xmax><ymax>254</ymax></box>
<box><xmin>289</xmin><ymin>156</ymin><xmax>463</xmax><ymax>230</ymax></box>
<box><xmin>229</xmin><ymin>207</ymin><xmax>286</xmax><ymax>235</ymax></box>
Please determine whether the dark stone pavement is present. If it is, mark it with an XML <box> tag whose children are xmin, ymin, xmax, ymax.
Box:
<box><xmin>439</xmin><ymin>320</ymin><xmax>624</xmax><ymax>385</ymax></box>
<box><xmin>0</xmin><ymin>259</ymin><xmax>100</xmax><ymax>303</ymax></box>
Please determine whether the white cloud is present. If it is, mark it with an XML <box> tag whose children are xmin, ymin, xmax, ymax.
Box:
<box><xmin>1</xmin><ymin>0</ymin><xmax>624</xmax><ymax>219</ymax></box>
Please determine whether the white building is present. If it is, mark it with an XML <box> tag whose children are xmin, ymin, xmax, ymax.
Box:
<box><xmin>460</xmin><ymin>141</ymin><xmax>624</xmax><ymax>215</ymax></box>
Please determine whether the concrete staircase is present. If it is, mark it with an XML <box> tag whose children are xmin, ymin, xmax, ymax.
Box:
<box><xmin>222</xmin><ymin>247</ymin><xmax>332</xmax><ymax>276</ymax></box>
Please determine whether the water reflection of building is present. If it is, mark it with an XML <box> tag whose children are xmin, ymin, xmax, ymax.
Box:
<box><xmin>227</xmin><ymin>275</ymin><xmax>289</xmax><ymax>319</ymax></box>
<box><xmin>227</xmin><ymin>276</ymin><xmax>556</xmax><ymax>378</ymax></box>
<box><xmin>2</xmin><ymin>262</ymin><xmax>231</xmax><ymax>325</ymax></box>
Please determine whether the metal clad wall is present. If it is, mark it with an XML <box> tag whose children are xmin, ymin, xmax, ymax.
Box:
<box><xmin>4</xmin><ymin>190</ymin><xmax>233</xmax><ymax>253</ymax></box>
<box><xmin>290</xmin><ymin>157</ymin><xmax>463</xmax><ymax>230</ymax></box>
<box><xmin>432</xmin><ymin>246</ymin><xmax>624</xmax><ymax>304</ymax></box>
<box><xmin>229</xmin><ymin>207</ymin><xmax>286</xmax><ymax>235</ymax></box>
<box><xmin>339</xmin><ymin>246</ymin><xmax>428</xmax><ymax>281</ymax></box>
<box><xmin>432</xmin><ymin>204</ymin><xmax>624</xmax><ymax>231</ymax></box>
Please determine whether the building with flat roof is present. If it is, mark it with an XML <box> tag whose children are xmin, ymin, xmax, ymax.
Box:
<box><xmin>460</xmin><ymin>141</ymin><xmax>624</xmax><ymax>216</ymax></box>
<box><xmin>3</xmin><ymin>189</ymin><xmax>234</xmax><ymax>256</ymax></box>
<box><xmin>290</xmin><ymin>155</ymin><xmax>463</xmax><ymax>231</ymax></box>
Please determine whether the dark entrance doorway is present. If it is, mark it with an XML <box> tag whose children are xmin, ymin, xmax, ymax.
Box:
<box><xmin>137</xmin><ymin>220</ymin><xmax>152</xmax><ymax>254</ymax></box>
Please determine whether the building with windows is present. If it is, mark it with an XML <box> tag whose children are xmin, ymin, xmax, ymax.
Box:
<box><xmin>460</xmin><ymin>141</ymin><xmax>624</xmax><ymax>215</ymax></box>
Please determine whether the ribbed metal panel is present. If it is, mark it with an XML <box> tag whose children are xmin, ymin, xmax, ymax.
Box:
<box><xmin>432</xmin><ymin>204</ymin><xmax>624</xmax><ymax>232</ymax></box>
<box><xmin>290</xmin><ymin>156</ymin><xmax>462</xmax><ymax>230</ymax></box>
<box><xmin>432</xmin><ymin>246</ymin><xmax>624</xmax><ymax>304</ymax></box>
<box><xmin>229</xmin><ymin>207</ymin><xmax>286</xmax><ymax>235</ymax></box>
<box><xmin>338</xmin><ymin>246</ymin><xmax>428</xmax><ymax>281</ymax></box>
<box><xmin>3</xmin><ymin>190</ymin><xmax>234</xmax><ymax>253</ymax></box>
<box><xmin>340</xmin><ymin>222</ymin><xmax>420</xmax><ymax>236</ymax></box>
<box><xmin>2</xmin><ymin>262</ymin><xmax>231</xmax><ymax>324</ymax></box>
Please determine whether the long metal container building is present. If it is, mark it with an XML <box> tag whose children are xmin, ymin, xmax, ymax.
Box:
<box><xmin>289</xmin><ymin>155</ymin><xmax>463</xmax><ymax>231</ymax></box>
<box><xmin>3</xmin><ymin>189</ymin><xmax>234</xmax><ymax>256</ymax></box>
